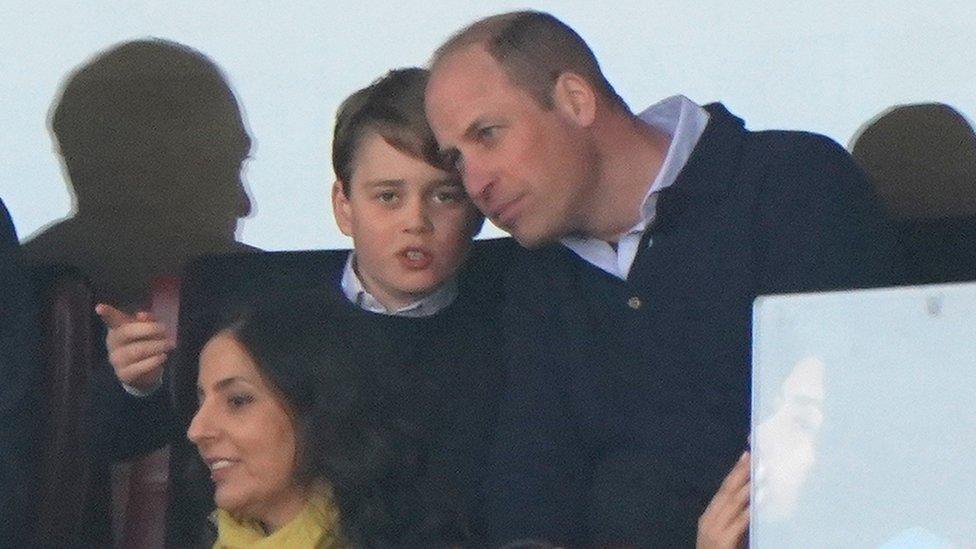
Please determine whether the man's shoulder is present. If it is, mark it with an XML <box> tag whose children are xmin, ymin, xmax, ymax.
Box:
<box><xmin>701</xmin><ymin>102</ymin><xmax>852</xmax><ymax>166</ymax></box>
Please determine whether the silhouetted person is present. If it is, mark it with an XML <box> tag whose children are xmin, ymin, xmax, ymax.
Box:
<box><xmin>20</xmin><ymin>39</ymin><xmax>257</xmax><ymax>546</ymax></box>
<box><xmin>0</xmin><ymin>197</ymin><xmax>40</xmax><ymax>547</ymax></box>
<box><xmin>852</xmin><ymin>103</ymin><xmax>976</xmax><ymax>284</ymax></box>
<box><xmin>23</xmin><ymin>38</ymin><xmax>256</xmax><ymax>305</ymax></box>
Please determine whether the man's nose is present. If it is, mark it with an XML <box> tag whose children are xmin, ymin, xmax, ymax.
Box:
<box><xmin>462</xmin><ymin>160</ymin><xmax>493</xmax><ymax>210</ymax></box>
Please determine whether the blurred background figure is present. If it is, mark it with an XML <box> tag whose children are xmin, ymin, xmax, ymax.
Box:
<box><xmin>0</xmin><ymin>197</ymin><xmax>40</xmax><ymax>547</ymax></box>
<box><xmin>22</xmin><ymin>38</ymin><xmax>256</xmax><ymax>304</ymax></box>
<box><xmin>20</xmin><ymin>39</ymin><xmax>256</xmax><ymax>547</ymax></box>
<box><xmin>851</xmin><ymin>103</ymin><xmax>976</xmax><ymax>285</ymax></box>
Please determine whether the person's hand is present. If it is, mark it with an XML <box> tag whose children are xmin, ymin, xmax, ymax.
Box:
<box><xmin>95</xmin><ymin>303</ymin><xmax>174</xmax><ymax>393</ymax></box>
<box><xmin>697</xmin><ymin>451</ymin><xmax>750</xmax><ymax>549</ymax></box>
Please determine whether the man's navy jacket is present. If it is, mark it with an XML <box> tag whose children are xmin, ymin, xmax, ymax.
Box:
<box><xmin>486</xmin><ymin>104</ymin><xmax>905</xmax><ymax>547</ymax></box>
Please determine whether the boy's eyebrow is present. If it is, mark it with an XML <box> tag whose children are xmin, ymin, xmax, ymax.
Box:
<box><xmin>361</xmin><ymin>178</ymin><xmax>406</xmax><ymax>188</ymax></box>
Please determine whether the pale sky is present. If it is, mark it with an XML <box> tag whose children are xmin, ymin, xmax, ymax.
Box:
<box><xmin>3</xmin><ymin>0</ymin><xmax>974</xmax><ymax>250</ymax></box>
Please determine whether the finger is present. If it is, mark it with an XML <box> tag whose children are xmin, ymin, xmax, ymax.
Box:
<box><xmin>717</xmin><ymin>452</ymin><xmax>751</xmax><ymax>497</ymax></box>
<box><xmin>732</xmin><ymin>481</ymin><xmax>751</xmax><ymax>513</ymax></box>
<box><xmin>728</xmin><ymin>504</ymin><xmax>750</xmax><ymax>544</ymax></box>
<box><xmin>135</xmin><ymin>311</ymin><xmax>157</xmax><ymax>322</ymax></box>
<box><xmin>95</xmin><ymin>303</ymin><xmax>137</xmax><ymax>329</ymax></box>
<box><xmin>118</xmin><ymin>353</ymin><xmax>168</xmax><ymax>388</ymax></box>
<box><xmin>110</xmin><ymin>339</ymin><xmax>174</xmax><ymax>371</ymax></box>
<box><xmin>107</xmin><ymin>321</ymin><xmax>170</xmax><ymax>349</ymax></box>
<box><xmin>708</xmin><ymin>455</ymin><xmax>752</xmax><ymax>527</ymax></box>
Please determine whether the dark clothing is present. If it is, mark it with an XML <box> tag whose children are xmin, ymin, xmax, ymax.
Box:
<box><xmin>0</xmin><ymin>199</ymin><xmax>40</xmax><ymax>546</ymax></box>
<box><xmin>168</xmin><ymin>238</ymin><xmax>515</xmax><ymax>546</ymax></box>
<box><xmin>486</xmin><ymin>104</ymin><xmax>904</xmax><ymax>547</ymax></box>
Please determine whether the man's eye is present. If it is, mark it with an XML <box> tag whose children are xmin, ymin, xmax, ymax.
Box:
<box><xmin>377</xmin><ymin>191</ymin><xmax>398</xmax><ymax>203</ymax></box>
<box><xmin>228</xmin><ymin>393</ymin><xmax>254</xmax><ymax>409</ymax></box>
<box><xmin>478</xmin><ymin>125</ymin><xmax>499</xmax><ymax>142</ymax></box>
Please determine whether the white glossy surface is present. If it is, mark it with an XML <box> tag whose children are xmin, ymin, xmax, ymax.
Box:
<box><xmin>752</xmin><ymin>282</ymin><xmax>976</xmax><ymax>548</ymax></box>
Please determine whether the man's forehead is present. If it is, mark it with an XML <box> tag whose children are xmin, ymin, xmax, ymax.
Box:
<box><xmin>429</xmin><ymin>45</ymin><xmax>505</xmax><ymax>103</ymax></box>
<box><xmin>427</xmin><ymin>47</ymin><xmax>518</xmax><ymax>140</ymax></box>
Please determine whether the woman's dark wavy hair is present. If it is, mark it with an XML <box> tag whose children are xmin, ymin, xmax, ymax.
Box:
<box><xmin>194</xmin><ymin>295</ymin><xmax>464</xmax><ymax>546</ymax></box>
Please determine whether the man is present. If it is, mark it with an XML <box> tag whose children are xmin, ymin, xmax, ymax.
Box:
<box><xmin>425</xmin><ymin>11</ymin><xmax>903</xmax><ymax>546</ymax></box>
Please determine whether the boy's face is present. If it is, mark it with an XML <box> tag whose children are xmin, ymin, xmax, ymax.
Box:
<box><xmin>333</xmin><ymin>131</ymin><xmax>482</xmax><ymax>309</ymax></box>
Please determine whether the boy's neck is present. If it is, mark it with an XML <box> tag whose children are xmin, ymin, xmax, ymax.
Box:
<box><xmin>340</xmin><ymin>252</ymin><xmax>458</xmax><ymax>317</ymax></box>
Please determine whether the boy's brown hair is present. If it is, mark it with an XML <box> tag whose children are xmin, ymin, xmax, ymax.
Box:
<box><xmin>332</xmin><ymin>67</ymin><xmax>448</xmax><ymax>195</ymax></box>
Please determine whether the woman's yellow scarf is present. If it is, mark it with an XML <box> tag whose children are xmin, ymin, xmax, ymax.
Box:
<box><xmin>213</xmin><ymin>490</ymin><xmax>347</xmax><ymax>549</ymax></box>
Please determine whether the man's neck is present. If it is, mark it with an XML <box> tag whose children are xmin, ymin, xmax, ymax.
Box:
<box><xmin>584</xmin><ymin>113</ymin><xmax>670</xmax><ymax>242</ymax></box>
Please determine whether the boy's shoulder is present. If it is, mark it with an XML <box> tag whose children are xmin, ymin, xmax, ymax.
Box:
<box><xmin>180</xmin><ymin>248</ymin><xmax>350</xmax><ymax>316</ymax></box>
<box><xmin>183</xmin><ymin>248</ymin><xmax>348</xmax><ymax>290</ymax></box>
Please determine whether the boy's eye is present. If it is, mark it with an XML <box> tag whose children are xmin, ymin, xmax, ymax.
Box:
<box><xmin>441</xmin><ymin>150</ymin><xmax>464</xmax><ymax>175</ymax></box>
<box><xmin>433</xmin><ymin>187</ymin><xmax>465</xmax><ymax>204</ymax></box>
<box><xmin>228</xmin><ymin>393</ymin><xmax>254</xmax><ymax>409</ymax></box>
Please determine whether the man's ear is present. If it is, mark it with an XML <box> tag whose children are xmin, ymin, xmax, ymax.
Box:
<box><xmin>332</xmin><ymin>180</ymin><xmax>354</xmax><ymax>237</ymax></box>
<box><xmin>553</xmin><ymin>72</ymin><xmax>597</xmax><ymax>127</ymax></box>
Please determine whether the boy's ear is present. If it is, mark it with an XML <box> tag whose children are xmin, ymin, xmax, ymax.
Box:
<box><xmin>332</xmin><ymin>180</ymin><xmax>354</xmax><ymax>237</ymax></box>
<box><xmin>553</xmin><ymin>71</ymin><xmax>596</xmax><ymax>127</ymax></box>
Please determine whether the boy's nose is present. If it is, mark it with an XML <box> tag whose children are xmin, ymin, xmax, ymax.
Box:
<box><xmin>404</xmin><ymin>199</ymin><xmax>434</xmax><ymax>234</ymax></box>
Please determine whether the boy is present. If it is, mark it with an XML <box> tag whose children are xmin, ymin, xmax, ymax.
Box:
<box><xmin>98</xmin><ymin>68</ymin><xmax>511</xmax><ymax>544</ymax></box>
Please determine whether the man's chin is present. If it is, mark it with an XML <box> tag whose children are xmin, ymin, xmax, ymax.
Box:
<box><xmin>512</xmin><ymin>228</ymin><xmax>557</xmax><ymax>250</ymax></box>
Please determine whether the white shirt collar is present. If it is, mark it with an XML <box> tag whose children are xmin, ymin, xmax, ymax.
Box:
<box><xmin>560</xmin><ymin>95</ymin><xmax>710</xmax><ymax>280</ymax></box>
<box><xmin>339</xmin><ymin>252</ymin><xmax>457</xmax><ymax>317</ymax></box>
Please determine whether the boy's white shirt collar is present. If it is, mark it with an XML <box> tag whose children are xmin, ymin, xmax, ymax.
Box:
<box><xmin>340</xmin><ymin>252</ymin><xmax>457</xmax><ymax>317</ymax></box>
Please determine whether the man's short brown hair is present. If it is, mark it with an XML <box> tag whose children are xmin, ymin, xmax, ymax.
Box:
<box><xmin>332</xmin><ymin>67</ymin><xmax>447</xmax><ymax>195</ymax></box>
<box><xmin>431</xmin><ymin>10</ymin><xmax>627</xmax><ymax>111</ymax></box>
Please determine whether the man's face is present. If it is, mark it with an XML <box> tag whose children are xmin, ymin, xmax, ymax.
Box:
<box><xmin>426</xmin><ymin>45</ymin><xmax>598</xmax><ymax>248</ymax></box>
<box><xmin>333</xmin><ymin>132</ymin><xmax>481</xmax><ymax>309</ymax></box>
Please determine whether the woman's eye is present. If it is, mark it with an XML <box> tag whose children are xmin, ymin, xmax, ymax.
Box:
<box><xmin>228</xmin><ymin>393</ymin><xmax>254</xmax><ymax>409</ymax></box>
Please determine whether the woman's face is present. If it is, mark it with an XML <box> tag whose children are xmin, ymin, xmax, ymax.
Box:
<box><xmin>187</xmin><ymin>331</ymin><xmax>305</xmax><ymax>529</ymax></box>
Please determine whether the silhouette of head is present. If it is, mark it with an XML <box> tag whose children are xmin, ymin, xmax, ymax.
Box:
<box><xmin>851</xmin><ymin>103</ymin><xmax>976</xmax><ymax>220</ymax></box>
<box><xmin>51</xmin><ymin>39</ymin><xmax>252</xmax><ymax>238</ymax></box>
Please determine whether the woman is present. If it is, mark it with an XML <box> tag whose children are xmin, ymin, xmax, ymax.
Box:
<box><xmin>186</xmin><ymin>294</ymin><xmax>750</xmax><ymax>548</ymax></box>
<box><xmin>186</xmin><ymin>297</ymin><xmax>447</xmax><ymax>547</ymax></box>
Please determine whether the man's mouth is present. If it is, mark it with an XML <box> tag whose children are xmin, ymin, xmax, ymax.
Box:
<box><xmin>491</xmin><ymin>195</ymin><xmax>524</xmax><ymax>228</ymax></box>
